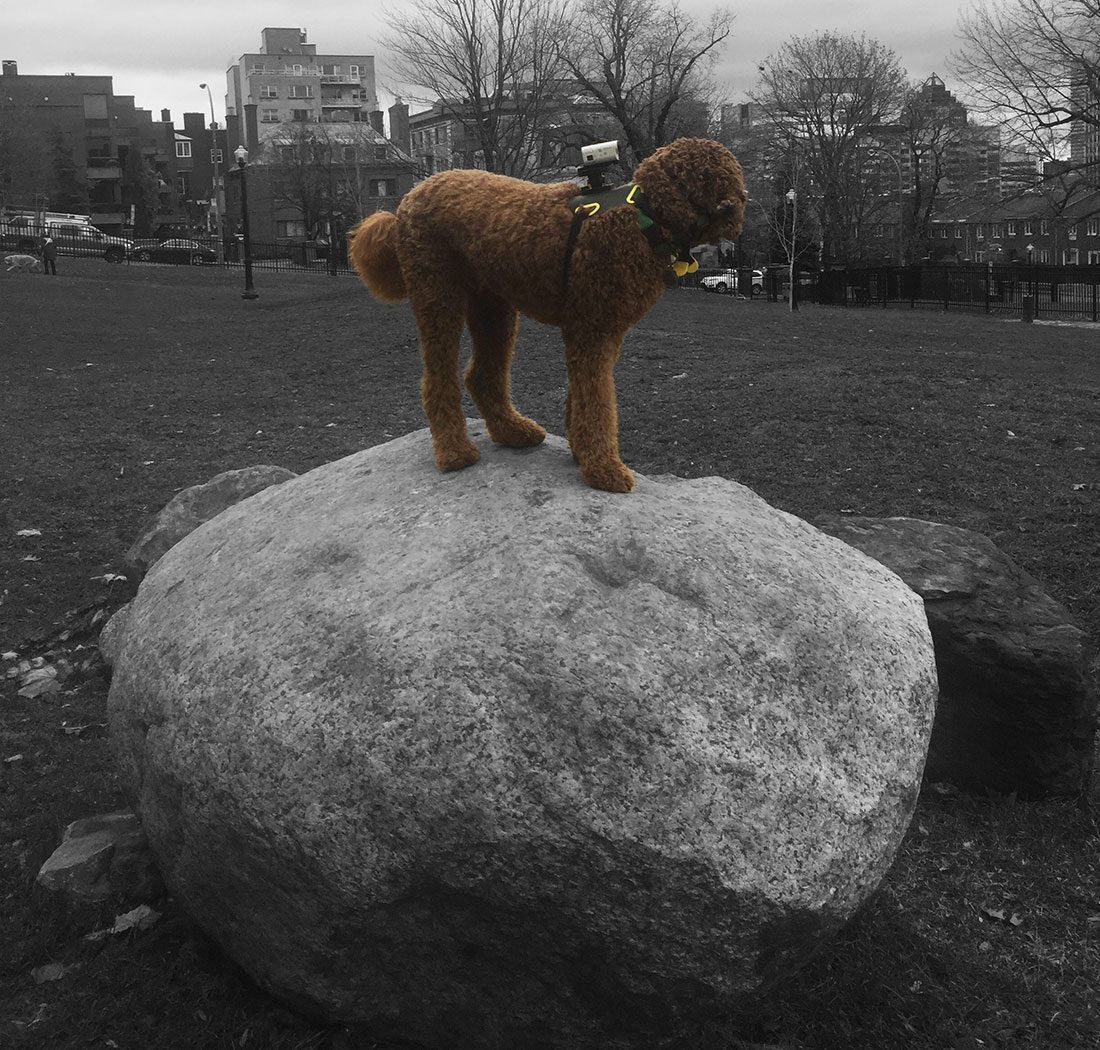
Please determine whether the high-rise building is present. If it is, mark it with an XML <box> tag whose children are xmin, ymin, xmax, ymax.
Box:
<box><xmin>226</xmin><ymin>28</ymin><xmax>379</xmax><ymax>150</ymax></box>
<box><xmin>1068</xmin><ymin>66</ymin><xmax>1100</xmax><ymax>171</ymax></box>
<box><xmin>222</xmin><ymin>29</ymin><xmax>417</xmax><ymax>240</ymax></box>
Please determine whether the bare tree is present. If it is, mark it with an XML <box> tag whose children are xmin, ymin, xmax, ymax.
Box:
<box><xmin>952</xmin><ymin>0</ymin><xmax>1100</xmax><ymax>177</ymax></box>
<box><xmin>753</xmin><ymin>32</ymin><xmax>907</xmax><ymax>265</ymax></box>
<box><xmin>561</xmin><ymin>0</ymin><xmax>732</xmax><ymax>165</ymax></box>
<box><xmin>381</xmin><ymin>0</ymin><xmax>571</xmax><ymax>178</ymax></box>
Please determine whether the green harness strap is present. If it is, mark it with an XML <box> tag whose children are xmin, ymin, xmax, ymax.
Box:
<box><xmin>561</xmin><ymin>181</ymin><xmax>698</xmax><ymax>293</ymax></box>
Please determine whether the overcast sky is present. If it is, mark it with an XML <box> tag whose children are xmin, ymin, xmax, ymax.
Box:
<box><xmin>5</xmin><ymin>0</ymin><xmax>970</xmax><ymax>127</ymax></box>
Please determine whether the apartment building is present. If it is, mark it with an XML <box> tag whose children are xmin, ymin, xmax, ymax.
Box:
<box><xmin>226</xmin><ymin>28</ymin><xmax>379</xmax><ymax>150</ymax></box>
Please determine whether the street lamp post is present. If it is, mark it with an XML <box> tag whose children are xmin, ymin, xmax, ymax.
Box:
<box><xmin>199</xmin><ymin>83</ymin><xmax>224</xmax><ymax>265</ymax></box>
<box><xmin>234</xmin><ymin>146</ymin><xmax>259</xmax><ymax>300</ymax></box>
<box><xmin>1025</xmin><ymin>241</ymin><xmax>1036</xmax><ymax>321</ymax></box>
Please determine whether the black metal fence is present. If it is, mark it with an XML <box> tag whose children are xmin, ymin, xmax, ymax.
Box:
<box><xmin>213</xmin><ymin>238</ymin><xmax>354</xmax><ymax>274</ymax></box>
<box><xmin>810</xmin><ymin>263</ymin><xmax>1100</xmax><ymax>322</ymax></box>
<box><xmin>8</xmin><ymin>223</ymin><xmax>1100</xmax><ymax>319</ymax></box>
<box><xmin>1</xmin><ymin>220</ymin><xmax>359</xmax><ymax>275</ymax></box>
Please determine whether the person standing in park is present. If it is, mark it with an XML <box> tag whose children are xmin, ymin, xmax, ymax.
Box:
<box><xmin>41</xmin><ymin>233</ymin><xmax>57</xmax><ymax>276</ymax></box>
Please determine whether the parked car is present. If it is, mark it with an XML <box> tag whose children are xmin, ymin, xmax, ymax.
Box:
<box><xmin>130</xmin><ymin>239</ymin><xmax>217</xmax><ymax>266</ymax></box>
<box><xmin>1</xmin><ymin>216</ymin><xmax>131</xmax><ymax>262</ymax></box>
<box><xmin>699</xmin><ymin>268</ymin><xmax>764</xmax><ymax>294</ymax></box>
<box><xmin>45</xmin><ymin>220</ymin><xmax>132</xmax><ymax>262</ymax></box>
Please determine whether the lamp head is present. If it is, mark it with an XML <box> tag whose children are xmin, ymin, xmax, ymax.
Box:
<box><xmin>234</xmin><ymin>145</ymin><xmax>248</xmax><ymax>167</ymax></box>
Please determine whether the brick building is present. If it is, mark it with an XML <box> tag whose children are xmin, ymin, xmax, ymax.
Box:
<box><xmin>0</xmin><ymin>60</ymin><xmax>193</xmax><ymax>234</ymax></box>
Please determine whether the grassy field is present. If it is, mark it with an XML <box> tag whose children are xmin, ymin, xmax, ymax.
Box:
<box><xmin>1</xmin><ymin>258</ymin><xmax>1098</xmax><ymax>1049</ymax></box>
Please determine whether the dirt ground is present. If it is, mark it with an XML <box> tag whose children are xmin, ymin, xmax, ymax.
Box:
<box><xmin>1</xmin><ymin>258</ymin><xmax>1098</xmax><ymax>1049</ymax></box>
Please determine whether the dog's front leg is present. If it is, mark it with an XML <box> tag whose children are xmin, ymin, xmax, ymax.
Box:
<box><xmin>563</xmin><ymin>339</ymin><xmax>635</xmax><ymax>493</ymax></box>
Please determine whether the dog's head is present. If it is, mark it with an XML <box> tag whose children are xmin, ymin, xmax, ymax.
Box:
<box><xmin>634</xmin><ymin>138</ymin><xmax>747</xmax><ymax>248</ymax></box>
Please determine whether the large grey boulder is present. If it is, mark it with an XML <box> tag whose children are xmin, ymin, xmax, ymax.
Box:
<box><xmin>107</xmin><ymin>423</ymin><xmax>937</xmax><ymax>1050</ymax></box>
<box><xmin>816</xmin><ymin>515</ymin><xmax>1096</xmax><ymax>798</ymax></box>
<box><xmin>124</xmin><ymin>464</ymin><xmax>297</xmax><ymax>579</ymax></box>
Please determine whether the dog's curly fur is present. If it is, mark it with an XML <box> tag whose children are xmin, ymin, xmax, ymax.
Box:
<box><xmin>349</xmin><ymin>137</ymin><xmax>746</xmax><ymax>492</ymax></box>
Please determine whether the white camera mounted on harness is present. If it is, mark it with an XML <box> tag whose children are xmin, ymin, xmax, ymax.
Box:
<box><xmin>577</xmin><ymin>140</ymin><xmax>620</xmax><ymax>192</ymax></box>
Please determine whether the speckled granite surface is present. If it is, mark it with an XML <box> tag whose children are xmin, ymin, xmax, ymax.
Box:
<box><xmin>108</xmin><ymin>422</ymin><xmax>937</xmax><ymax>1049</ymax></box>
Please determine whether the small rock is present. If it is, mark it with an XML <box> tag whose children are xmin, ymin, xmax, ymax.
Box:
<box><xmin>36</xmin><ymin>810</ymin><xmax>163</xmax><ymax>910</ymax></box>
<box><xmin>124</xmin><ymin>465</ymin><xmax>297</xmax><ymax>580</ymax></box>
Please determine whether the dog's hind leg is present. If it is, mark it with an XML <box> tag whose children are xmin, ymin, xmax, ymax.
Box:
<box><xmin>410</xmin><ymin>287</ymin><xmax>480</xmax><ymax>473</ymax></box>
<box><xmin>464</xmin><ymin>291</ymin><xmax>546</xmax><ymax>448</ymax></box>
<box><xmin>563</xmin><ymin>335</ymin><xmax>635</xmax><ymax>493</ymax></box>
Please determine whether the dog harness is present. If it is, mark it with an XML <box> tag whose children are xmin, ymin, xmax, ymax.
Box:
<box><xmin>561</xmin><ymin>181</ymin><xmax>702</xmax><ymax>293</ymax></box>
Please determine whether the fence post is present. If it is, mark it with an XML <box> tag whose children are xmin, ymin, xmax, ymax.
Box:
<box><xmin>1094</xmin><ymin>279</ymin><xmax>1098</xmax><ymax>323</ymax></box>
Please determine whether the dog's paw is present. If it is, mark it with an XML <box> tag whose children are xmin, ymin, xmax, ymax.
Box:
<box><xmin>488</xmin><ymin>414</ymin><xmax>546</xmax><ymax>448</ymax></box>
<box><xmin>434</xmin><ymin>441</ymin><xmax>481</xmax><ymax>473</ymax></box>
<box><xmin>581</xmin><ymin>461</ymin><xmax>635</xmax><ymax>493</ymax></box>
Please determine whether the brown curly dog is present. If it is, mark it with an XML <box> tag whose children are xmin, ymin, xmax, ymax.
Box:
<box><xmin>349</xmin><ymin>137</ymin><xmax>746</xmax><ymax>492</ymax></box>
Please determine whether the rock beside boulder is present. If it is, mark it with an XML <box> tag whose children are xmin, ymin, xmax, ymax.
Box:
<box><xmin>108</xmin><ymin>423</ymin><xmax>937</xmax><ymax>1049</ymax></box>
<box><xmin>816</xmin><ymin>515</ymin><xmax>1096</xmax><ymax>798</ymax></box>
<box><xmin>36</xmin><ymin>810</ymin><xmax>162</xmax><ymax>914</ymax></box>
<box><xmin>124</xmin><ymin>464</ymin><xmax>297</xmax><ymax>579</ymax></box>
<box><xmin>97</xmin><ymin>602</ymin><xmax>131</xmax><ymax>669</ymax></box>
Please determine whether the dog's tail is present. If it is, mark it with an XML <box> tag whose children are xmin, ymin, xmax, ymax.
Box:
<box><xmin>348</xmin><ymin>212</ymin><xmax>406</xmax><ymax>303</ymax></box>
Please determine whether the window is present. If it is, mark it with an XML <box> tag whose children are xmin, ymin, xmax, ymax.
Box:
<box><xmin>976</xmin><ymin>225</ymin><xmax>984</xmax><ymax>240</ymax></box>
<box><xmin>991</xmin><ymin>224</ymin><xmax>1003</xmax><ymax>238</ymax></box>
<box><xmin>321</xmin><ymin>64</ymin><xmax>341</xmax><ymax>75</ymax></box>
<box><xmin>175</xmin><ymin>140</ymin><xmax>192</xmax><ymax>158</ymax></box>
<box><xmin>1007</xmin><ymin>222</ymin><xmax>1016</xmax><ymax>236</ymax></box>
<box><xmin>954</xmin><ymin>226</ymin><xmax>962</xmax><ymax>238</ymax></box>
<box><xmin>177</xmin><ymin>173</ymin><xmax>190</xmax><ymax>198</ymax></box>
<box><xmin>1089</xmin><ymin>251</ymin><xmax>1100</xmax><ymax>264</ymax></box>
<box><xmin>260</xmin><ymin>108</ymin><xmax>279</xmax><ymax>123</ymax></box>
<box><xmin>975</xmin><ymin>251</ymin><xmax>985</xmax><ymax>262</ymax></box>
<box><xmin>1040</xmin><ymin>249</ymin><xmax>1050</xmax><ymax>263</ymax></box>
<box><xmin>342</xmin><ymin>146</ymin><xmax>357</xmax><ymax>161</ymax></box>
<box><xmin>289</xmin><ymin>85</ymin><xmax>314</xmax><ymax>98</ymax></box>
<box><xmin>1023</xmin><ymin>221</ymin><xmax>1032</xmax><ymax>236</ymax></box>
<box><xmin>1088</xmin><ymin>219</ymin><xmax>1100</xmax><ymax>237</ymax></box>
<box><xmin>1040</xmin><ymin>220</ymin><xmax>1049</xmax><ymax>235</ymax></box>
<box><xmin>375</xmin><ymin>146</ymin><xmax>386</xmax><ymax>160</ymax></box>
<box><xmin>939</xmin><ymin>227</ymin><xmax>948</xmax><ymax>238</ymax></box>
<box><xmin>873</xmin><ymin>224</ymin><xmax>883</xmax><ymax>238</ymax></box>
<box><xmin>1069</xmin><ymin>224</ymin><xmax>1078</xmax><ymax>240</ymax></box>
<box><xmin>291</xmin><ymin>63</ymin><xmax>304</xmax><ymax>75</ymax></box>
<box><xmin>277</xmin><ymin>220</ymin><xmax>307</xmax><ymax>238</ymax></box>
<box><xmin>260</xmin><ymin>85</ymin><xmax>278</xmax><ymax>99</ymax></box>
<box><xmin>1065</xmin><ymin>248</ymin><xmax>1079</xmax><ymax>264</ymax></box>
<box><xmin>370</xmin><ymin>179</ymin><xmax>391</xmax><ymax>196</ymax></box>
<box><xmin>291</xmin><ymin>109</ymin><xmax>311</xmax><ymax>122</ymax></box>
<box><xmin>349</xmin><ymin>65</ymin><xmax>360</xmax><ymax>78</ymax></box>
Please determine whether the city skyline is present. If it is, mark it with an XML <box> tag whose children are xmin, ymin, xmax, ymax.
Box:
<box><xmin>6</xmin><ymin>0</ymin><xmax>967</xmax><ymax>131</ymax></box>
